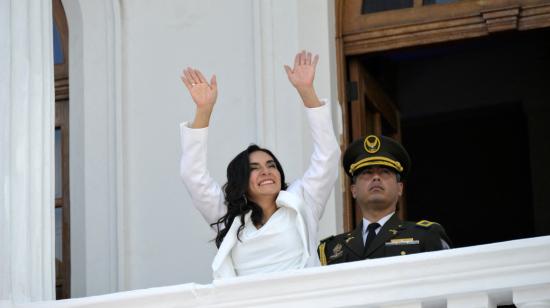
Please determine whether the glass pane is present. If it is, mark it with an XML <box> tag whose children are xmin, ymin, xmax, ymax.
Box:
<box><xmin>53</xmin><ymin>21</ymin><xmax>64</xmax><ymax>65</ymax></box>
<box><xmin>55</xmin><ymin>208</ymin><xmax>63</xmax><ymax>262</ymax></box>
<box><xmin>362</xmin><ymin>0</ymin><xmax>413</xmax><ymax>14</ymax></box>
<box><xmin>423</xmin><ymin>0</ymin><xmax>459</xmax><ymax>5</ymax></box>
<box><xmin>55</xmin><ymin>128</ymin><xmax>62</xmax><ymax>198</ymax></box>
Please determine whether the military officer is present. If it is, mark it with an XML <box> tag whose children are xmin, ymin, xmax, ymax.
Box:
<box><xmin>318</xmin><ymin>135</ymin><xmax>451</xmax><ymax>265</ymax></box>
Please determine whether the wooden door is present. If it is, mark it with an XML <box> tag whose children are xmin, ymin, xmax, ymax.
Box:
<box><xmin>344</xmin><ymin>57</ymin><xmax>405</xmax><ymax>231</ymax></box>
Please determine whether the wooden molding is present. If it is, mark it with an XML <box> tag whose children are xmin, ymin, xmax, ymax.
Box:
<box><xmin>520</xmin><ymin>3</ymin><xmax>550</xmax><ymax>29</ymax></box>
<box><xmin>55</xmin><ymin>78</ymin><xmax>69</xmax><ymax>101</ymax></box>
<box><xmin>482</xmin><ymin>7</ymin><xmax>520</xmax><ymax>32</ymax></box>
<box><xmin>340</xmin><ymin>0</ymin><xmax>550</xmax><ymax>54</ymax></box>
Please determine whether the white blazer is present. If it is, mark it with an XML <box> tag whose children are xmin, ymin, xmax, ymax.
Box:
<box><xmin>179</xmin><ymin>101</ymin><xmax>340</xmax><ymax>279</ymax></box>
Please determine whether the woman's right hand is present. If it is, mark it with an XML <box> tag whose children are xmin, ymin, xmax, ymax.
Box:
<box><xmin>181</xmin><ymin>68</ymin><xmax>218</xmax><ymax>128</ymax></box>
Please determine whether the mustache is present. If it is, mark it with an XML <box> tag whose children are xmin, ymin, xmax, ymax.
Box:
<box><xmin>369</xmin><ymin>184</ymin><xmax>384</xmax><ymax>191</ymax></box>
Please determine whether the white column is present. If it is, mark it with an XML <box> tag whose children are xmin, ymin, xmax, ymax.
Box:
<box><xmin>0</xmin><ymin>0</ymin><xmax>55</xmax><ymax>304</ymax></box>
<box><xmin>252</xmin><ymin>0</ymin><xmax>342</xmax><ymax>238</ymax></box>
<box><xmin>252</xmin><ymin>0</ymin><xmax>278</xmax><ymax>150</ymax></box>
<box><xmin>514</xmin><ymin>285</ymin><xmax>550</xmax><ymax>308</ymax></box>
<box><xmin>297</xmin><ymin>0</ymin><xmax>343</xmax><ymax>237</ymax></box>
<box><xmin>62</xmin><ymin>0</ymin><xmax>123</xmax><ymax>297</ymax></box>
<box><xmin>448</xmin><ymin>292</ymin><xmax>496</xmax><ymax>308</ymax></box>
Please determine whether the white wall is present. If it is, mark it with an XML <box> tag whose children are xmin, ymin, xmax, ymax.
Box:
<box><xmin>65</xmin><ymin>0</ymin><xmax>340</xmax><ymax>297</ymax></box>
<box><xmin>122</xmin><ymin>0</ymin><xmax>262</xmax><ymax>289</ymax></box>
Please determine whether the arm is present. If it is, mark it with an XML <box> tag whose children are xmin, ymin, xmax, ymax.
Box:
<box><xmin>179</xmin><ymin>68</ymin><xmax>226</xmax><ymax>225</ymax></box>
<box><xmin>284</xmin><ymin>51</ymin><xmax>341</xmax><ymax>220</ymax></box>
<box><xmin>180</xmin><ymin>67</ymin><xmax>217</xmax><ymax>129</ymax></box>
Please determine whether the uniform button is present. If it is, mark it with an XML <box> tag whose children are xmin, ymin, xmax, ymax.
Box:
<box><xmin>400</xmin><ymin>251</ymin><xmax>406</xmax><ymax>255</ymax></box>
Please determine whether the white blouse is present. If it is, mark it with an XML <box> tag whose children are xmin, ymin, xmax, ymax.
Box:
<box><xmin>231</xmin><ymin>207</ymin><xmax>304</xmax><ymax>276</ymax></box>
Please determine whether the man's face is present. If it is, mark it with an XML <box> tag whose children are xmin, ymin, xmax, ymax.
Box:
<box><xmin>350</xmin><ymin>166</ymin><xmax>403</xmax><ymax>212</ymax></box>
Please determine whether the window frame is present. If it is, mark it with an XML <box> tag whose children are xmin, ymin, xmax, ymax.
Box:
<box><xmin>53</xmin><ymin>0</ymin><xmax>71</xmax><ymax>299</ymax></box>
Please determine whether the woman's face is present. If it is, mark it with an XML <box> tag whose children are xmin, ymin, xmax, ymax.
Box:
<box><xmin>247</xmin><ymin>150</ymin><xmax>282</xmax><ymax>202</ymax></box>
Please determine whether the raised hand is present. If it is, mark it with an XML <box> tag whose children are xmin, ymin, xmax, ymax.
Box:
<box><xmin>284</xmin><ymin>51</ymin><xmax>321</xmax><ymax>108</ymax></box>
<box><xmin>181</xmin><ymin>68</ymin><xmax>218</xmax><ymax>128</ymax></box>
<box><xmin>284</xmin><ymin>50</ymin><xmax>319</xmax><ymax>90</ymax></box>
<box><xmin>181</xmin><ymin>68</ymin><xmax>218</xmax><ymax>111</ymax></box>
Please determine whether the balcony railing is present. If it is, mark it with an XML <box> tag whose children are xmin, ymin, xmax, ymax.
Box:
<box><xmin>18</xmin><ymin>236</ymin><xmax>550</xmax><ymax>308</ymax></box>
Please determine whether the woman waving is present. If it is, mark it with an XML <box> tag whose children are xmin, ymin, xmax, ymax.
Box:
<box><xmin>179</xmin><ymin>51</ymin><xmax>340</xmax><ymax>279</ymax></box>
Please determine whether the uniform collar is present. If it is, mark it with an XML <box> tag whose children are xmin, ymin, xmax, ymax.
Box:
<box><xmin>362</xmin><ymin>211</ymin><xmax>395</xmax><ymax>241</ymax></box>
<box><xmin>344</xmin><ymin>213</ymin><xmax>404</xmax><ymax>259</ymax></box>
<box><xmin>363</xmin><ymin>213</ymin><xmax>403</xmax><ymax>257</ymax></box>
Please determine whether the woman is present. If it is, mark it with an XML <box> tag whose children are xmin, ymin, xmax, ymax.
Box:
<box><xmin>179</xmin><ymin>51</ymin><xmax>340</xmax><ymax>279</ymax></box>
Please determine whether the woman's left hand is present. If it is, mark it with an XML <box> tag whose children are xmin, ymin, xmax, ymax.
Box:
<box><xmin>284</xmin><ymin>51</ymin><xmax>321</xmax><ymax>108</ymax></box>
<box><xmin>284</xmin><ymin>50</ymin><xmax>319</xmax><ymax>90</ymax></box>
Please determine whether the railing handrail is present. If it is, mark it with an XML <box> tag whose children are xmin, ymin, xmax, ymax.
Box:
<box><xmin>21</xmin><ymin>236</ymin><xmax>550</xmax><ymax>308</ymax></box>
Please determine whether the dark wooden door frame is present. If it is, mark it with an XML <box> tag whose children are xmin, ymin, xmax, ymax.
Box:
<box><xmin>335</xmin><ymin>0</ymin><xmax>550</xmax><ymax>231</ymax></box>
<box><xmin>344</xmin><ymin>58</ymin><xmax>403</xmax><ymax>229</ymax></box>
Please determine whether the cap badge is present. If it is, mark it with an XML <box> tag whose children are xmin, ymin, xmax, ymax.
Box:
<box><xmin>364</xmin><ymin>135</ymin><xmax>381</xmax><ymax>154</ymax></box>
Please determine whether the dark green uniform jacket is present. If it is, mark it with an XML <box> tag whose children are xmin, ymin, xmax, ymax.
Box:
<box><xmin>318</xmin><ymin>213</ymin><xmax>451</xmax><ymax>265</ymax></box>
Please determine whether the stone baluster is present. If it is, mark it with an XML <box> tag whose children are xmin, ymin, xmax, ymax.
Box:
<box><xmin>514</xmin><ymin>285</ymin><xmax>550</xmax><ymax>308</ymax></box>
<box><xmin>447</xmin><ymin>292</ymin><xmax>496</xmax><ymax>308</ymax></box>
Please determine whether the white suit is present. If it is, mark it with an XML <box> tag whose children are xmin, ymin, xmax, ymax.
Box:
<box><xmin>179</xmin><ymin>101</ymin><xmax>340</xmax><ymax>279</ymax></box>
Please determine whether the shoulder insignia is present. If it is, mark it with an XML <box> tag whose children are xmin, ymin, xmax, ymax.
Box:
<box><xmin>319</xmin><ymin>242</ymin><xmax>328</xmax><ymax>266</ymax></box>
<box><xmin>329</xmin><ymin>243</ymin><xmax>343</xmax><ymax>260</ymax></box>
<box><xmin>389</xmin><ymin>229</ymin><xmax>398</xmax><ymax>235</ymax></box>
<box><xmin>345</xmin><ymin>236</ymin><xmax>355</xmax><ymax>244</ymax></box>
<box><xmin>416</xmin><ymin>220</ymin><xmax>438</xmax><ymax>228</ymax></box>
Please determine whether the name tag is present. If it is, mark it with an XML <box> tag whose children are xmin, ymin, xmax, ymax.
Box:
<box><xmin>385</xmin><ymin>238</ymin><xmax>420</xmax><ymax>246</ymax></box>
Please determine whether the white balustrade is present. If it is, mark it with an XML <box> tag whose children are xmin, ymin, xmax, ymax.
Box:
<box><xmin>11</xmin><ymin>236</ymin><xmax>550</xmax><ymax>308</ymax></box>
<box><xmin>514</xmin><ymin>284</ymin><xmax>550</xmax><ymax>308</ymax></box>
<box><xmin>448</xmin><ymin>292</ymin><xmax>496</xmax><ymax>308</ymax></box>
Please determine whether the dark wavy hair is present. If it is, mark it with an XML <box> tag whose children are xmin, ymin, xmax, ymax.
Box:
<box><xmin>211</xmin><ymin>144</ymin><xmax>288</xmax><ymax>248</ymax></box>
